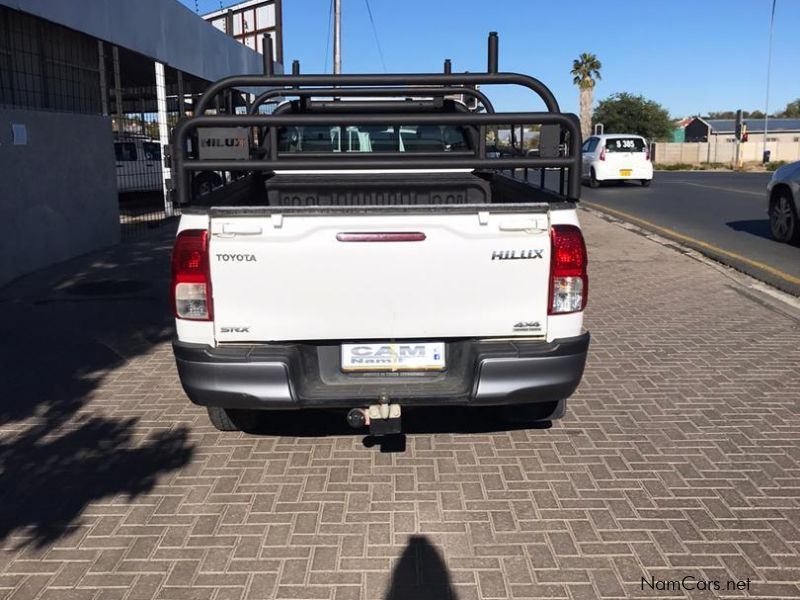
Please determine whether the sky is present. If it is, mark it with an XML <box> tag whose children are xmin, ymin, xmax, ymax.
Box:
<box><xmin>181</xmin><ymin>0</ymin><xmax>799</xmax><ymax>119</ymax></box>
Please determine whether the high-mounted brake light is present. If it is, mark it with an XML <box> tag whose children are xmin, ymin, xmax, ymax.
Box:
<box><xmin>336</xmin><ymin>232</ymin><xmax>426</xmax><ymax>242</ymax></box>
<box><xmin>549</xmin><ymin>224</ymin><xmax>588</xmax><ymax>315</ymax></box>
<box><xmin>171</xmin><ymin>229</ymin><xmax>213</xmax><ymax>320</ymax></box>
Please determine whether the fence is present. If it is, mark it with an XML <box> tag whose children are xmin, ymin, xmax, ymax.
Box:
<box><xmin>109</xmin><ymin>60</ymin><xmax>186</xmax><ymax>239</ymax></box>
<box><xmin>653</xmin><ymin>140</ymin><xmax>800</xmax><ymax>166</ymax></box>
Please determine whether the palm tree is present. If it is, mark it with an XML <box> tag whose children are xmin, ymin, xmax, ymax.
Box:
<box><xmin>571</xmin><ymin>53</ymin><xmax>602</xmax><ymax>139</ymax></box>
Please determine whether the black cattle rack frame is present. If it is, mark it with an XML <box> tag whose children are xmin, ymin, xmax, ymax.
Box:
<box><xmin>171</xmin><ymin>32</ymin><xmax>582</xmax><ymax>206</ymax></box>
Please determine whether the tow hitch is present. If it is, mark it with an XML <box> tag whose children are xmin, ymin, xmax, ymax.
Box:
<box><xmin>347</xmin><ymin>395</ymin><xmax>402</xmax><ymax>435</ymax></box>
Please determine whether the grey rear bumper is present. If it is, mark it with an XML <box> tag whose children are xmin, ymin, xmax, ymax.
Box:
<box><xmin>173</xmin><ymin>333</ymin><xmax>590</xmax><ymax>410</ymax></box>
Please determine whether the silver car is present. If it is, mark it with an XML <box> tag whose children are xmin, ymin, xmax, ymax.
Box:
<box><xmin>767</xmin><ymin>161</ymin><xmax>800</xmax><ymax>244</ymax></box>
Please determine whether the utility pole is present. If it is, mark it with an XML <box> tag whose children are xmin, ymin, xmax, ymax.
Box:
<box><xmin>735</xmin><ymin>109</ymin><xmax>743</xmax><ymax>170</ymax></box>
<box><xmin>333</xmin><ymin>0</ymin><xmax>341</xmax><ymax>74</ymax></box>
<box><xmin>763</xmin><ymin>0</ymin><xmax>776</xmax><ymax>163</ymax></box>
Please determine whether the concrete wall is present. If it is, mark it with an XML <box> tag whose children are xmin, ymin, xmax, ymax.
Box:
<box><xmin>654</xmin><ymin>139</ymin><xmax>800</xmax><ymax>166</ymax></box>
<box><xmin>0</xmin><ymin>109</ymin><xmax>120</xmax><ymax>287</ymax></box>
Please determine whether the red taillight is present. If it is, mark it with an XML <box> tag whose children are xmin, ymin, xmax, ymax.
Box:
<box><xmin>548</xmin><ymin>224</ymin><xmax>588</xmax><ymax>315</ymax></box>
<box><xmin>599</xmin><ymin>147</ymin><xmax>607</xmax><ymax>161</ymax></box>
<box><xmin>171</xmin><ymin>229</ymin><xmax>213</xmax><ymax>320</ymax></box>
<box><xmin>645</xmin><ymin>147</ymin><xmax>651</xmax><ymax>161</ymax></box>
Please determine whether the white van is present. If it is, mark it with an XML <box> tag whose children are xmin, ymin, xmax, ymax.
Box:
<box><xmin>581</xmin><ymin>134</ymin><xmax>653</xmax><ymax>187</ymax></box>
<box><xmin>114</xmin><ymin>136</ymin><xmax>163</xmax><ymax>193</ymax></box>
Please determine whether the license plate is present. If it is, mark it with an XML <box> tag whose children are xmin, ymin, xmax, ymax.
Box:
<box><xmin>341</xmin><ymin>342</ymin><xmax>446</xmax><ymax>372</ymax></box>
<box><xmin>619</xmin><ymin>169</ymin><xmax>632</xmax><ymax>176</ymax></box>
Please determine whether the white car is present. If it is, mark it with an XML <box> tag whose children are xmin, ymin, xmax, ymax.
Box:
<box><xmin>767</xmin><ymin>160</ymin><xmax>800</xmax><ymax>244</ymax></box>
<box><xmin>581</xmin><ymin>134</ymin><xmax>653</xmax><ymax>188</ymax></box>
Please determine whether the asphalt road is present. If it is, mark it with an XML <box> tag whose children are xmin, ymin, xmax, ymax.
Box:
<box><xmin>580</xmin><ymin>170</ymin><xmax>800</xmax><ymax>296</ymax></box>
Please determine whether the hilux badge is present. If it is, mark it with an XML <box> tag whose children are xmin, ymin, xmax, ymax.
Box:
<box><xmin>492</xmin><ymin>249</ymin><xmax>544</xmax><ymax>260</ymax></box>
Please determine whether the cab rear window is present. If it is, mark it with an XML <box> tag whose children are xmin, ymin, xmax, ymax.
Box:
<box><xmin>605</xmin><ymin>138</ymin><xmax>646</xmax><ymax>152</ymax></box>
<box><xmin>278</xmin><ymin>125</ymin><xmax>472</xmax><ymax>153</ymax></box>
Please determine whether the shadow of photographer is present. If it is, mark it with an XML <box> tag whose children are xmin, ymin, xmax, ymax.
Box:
<box><xmin>385</xmin><ymin>536</ymin><xmax>459</xmax><ymax>600</ymax></box>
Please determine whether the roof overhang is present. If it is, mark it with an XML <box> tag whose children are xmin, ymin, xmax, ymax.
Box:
<box><xmin>0</xmin><ymin>0</ymin><xmax>267</xmax><ymax>82</ymax></box>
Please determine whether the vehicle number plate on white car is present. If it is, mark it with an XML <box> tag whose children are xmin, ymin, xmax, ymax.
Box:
<box><xmin>341</xmin><ymin>342</ymin><xmax>446</xmax><ymax>372</ymax></box>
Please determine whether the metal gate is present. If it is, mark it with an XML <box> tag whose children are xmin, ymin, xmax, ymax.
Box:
<box><xmin>104</xmin><ymin>46</ymin><xmax>200</xmax><ymax>239</ymax></box>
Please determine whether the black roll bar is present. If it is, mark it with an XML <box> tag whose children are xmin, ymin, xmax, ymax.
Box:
<box><xmin>248</xmin><ymin>86</ymin><xmax>496</xmax><ymax>115</ymax></box>
<box><xmin>178</xmin><ymin>111</ymin><xmax>576</xmax><ymax>129</ymax></box>
<box><xmin>173</xmin><ymin>111</ymin><xmax>581</xmax><ymax>205</ymax></box>
<box><xmin>487</xmin><ymin>32</ymin><xmax>499</xmax><ymax>74</ymax></box>
<box><xmin>195</xmin><ymin>72</ymin><xmax>560</xmax><ymax>115</ymax></box>
<box><xmin>174</xmin><ymin>33</ymin><xmax>581</xmax><ymax>207</ymax></box>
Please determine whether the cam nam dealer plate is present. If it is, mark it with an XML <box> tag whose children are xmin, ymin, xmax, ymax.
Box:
<box><xmin>341</xmin><ymin>342</ymin><xmax>446</xmax><ymax>372</ymax></box>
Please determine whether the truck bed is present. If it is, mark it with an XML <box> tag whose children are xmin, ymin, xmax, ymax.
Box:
<box><xmin>189</xmin><ymin>170</ymin><xmax>569</xmax><ymax>209</ymax></box>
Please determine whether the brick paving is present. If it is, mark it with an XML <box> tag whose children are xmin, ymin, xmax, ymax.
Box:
<box><xmin>1</xmin><ymin>211</ymin><xmax>799</xmax><ymax>599</ymax></box>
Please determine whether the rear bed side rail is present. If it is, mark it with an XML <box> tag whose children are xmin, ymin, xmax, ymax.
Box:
<box><xmin>203</xmin><ymin>202</ymin><xmax>554</xmax><ymax>218</ymax></box>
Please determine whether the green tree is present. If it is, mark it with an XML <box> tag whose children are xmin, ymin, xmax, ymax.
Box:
<box><xmin>571</xmin><ymin>53</ymin><xmax>602</xmax><ymax>139</ymax></box>
<box><xmin>593</xmin><ymin>93</ymin><xmax>673</xmax><ymax>141</ymax></box>
<box><xmin>779</xmin><ymin>99</ymin><xmax>800</xmax><ymax>118</ymax></box>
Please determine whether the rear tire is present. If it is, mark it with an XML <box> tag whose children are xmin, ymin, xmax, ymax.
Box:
<box><xmin>206</xmin><ymin>406</ymin><xmax>259</xmax><ymax>432</ymax></box>
<box><xmin>770</xmin><ymin>190</ymin><xmax>799</xmax><ymax>244</ymax></box>
<box><xmin>193</xmin><ymin>172</ymin><xmax>223</xmax><ymax>197</ymax></box>
<box><xmin>589</xmin><ymin>169</ymin><xmax>600</xmax><ymax>188</ymax></box>
<box><xmin>641</xmin><ymin>179</ymin><xmax>652</xmax><ymax>187</ymax></box>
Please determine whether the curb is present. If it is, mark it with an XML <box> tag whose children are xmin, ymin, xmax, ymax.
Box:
<box><xmin>580</xmin><ymin>203</ymin><xmax>800</xmax><ymax>300</ymax></box>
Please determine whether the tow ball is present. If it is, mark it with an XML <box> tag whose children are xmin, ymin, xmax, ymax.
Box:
<box><xmin>347</xmin><ymin>396</ymin><xmax>401</xmax><ymax>436</ymax></box>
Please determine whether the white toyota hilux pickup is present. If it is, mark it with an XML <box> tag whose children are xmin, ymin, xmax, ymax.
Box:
<box><xmin>170</xmin><ymin>33</ymin><xmax>590</xmax><ymax>435</ymax></box>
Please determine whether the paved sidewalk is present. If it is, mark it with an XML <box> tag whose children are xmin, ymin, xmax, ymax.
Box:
<box><xmin>0</xmin><ymin>212</ymin><xmax>798</xmax><ymax>600</ymax></box>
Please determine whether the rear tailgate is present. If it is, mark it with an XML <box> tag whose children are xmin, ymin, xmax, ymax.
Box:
<box><xmin>208</xmin><ymin>205</ymin><xmax>551</xmax><ymax>342</ymax></box>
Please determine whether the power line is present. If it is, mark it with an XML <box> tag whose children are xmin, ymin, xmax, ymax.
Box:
<box><xmin>323</xmin><ymin>0</ymin><xmax>333</xmax><ymax>73</ymax></box>
<box><xmin>363</xmin><ymin>0</ymin><xmax>387</xmax><ymax>72</ymax></box>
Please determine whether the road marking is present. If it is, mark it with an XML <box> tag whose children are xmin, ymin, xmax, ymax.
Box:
<box><xmin>583</xmin><ymin>201</ymin><xmax>800</xmax><ymax>286</ymax></box>
<box><xmin>664</xmin><ymin>181</ymin><xmax>764</xmax><ymax>197</ymax></box>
